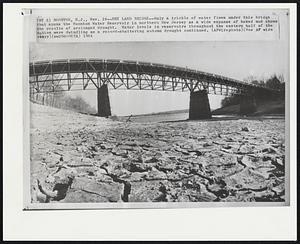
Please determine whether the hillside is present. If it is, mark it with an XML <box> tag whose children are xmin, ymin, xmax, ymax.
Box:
<box><xmin>212</xmin><ymin>99</ymin><xmax>285</xmax><ymax>116</ymax></box>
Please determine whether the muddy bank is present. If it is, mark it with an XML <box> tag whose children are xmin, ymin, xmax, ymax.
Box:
<box><xmin>30</xmin><ymin>103</ymin><xmax>285</xmax><ymax>203</ymax></box>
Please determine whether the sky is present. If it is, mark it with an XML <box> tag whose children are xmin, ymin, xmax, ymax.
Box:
<box><xmin>29</xmin><ymin>11</ymin><xmax>289</xmax><ymax>116</ymax></box>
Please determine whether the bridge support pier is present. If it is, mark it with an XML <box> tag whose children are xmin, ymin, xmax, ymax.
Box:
<box><xmin>189</xmin><ymin>90</ymin><xmax>212</xmax><ymax>120</ymax></box>
<box><xmin>97</xmin><ymin>84</ymin><xmax>111</xmax><ymax>117</ymax></box>
<box><xmin>239</xmin><ymin>95</ymin><xmax>257</xmax><ymax>115</ymax></box>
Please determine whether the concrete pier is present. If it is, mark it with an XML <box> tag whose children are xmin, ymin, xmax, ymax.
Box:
<box><xmin>239</xmin><ymin>95</ymin><xmax>257</xmax><ymax>115</ymax></box>
<box><xmin>189</xmin><ymin>90</ymin><xmax>212</xmax><ymax>120</ymax></box>
<box><xmin>97</xmin><ymin>84</ymin><xmax>111</xmax><ymax>117</ymax></box>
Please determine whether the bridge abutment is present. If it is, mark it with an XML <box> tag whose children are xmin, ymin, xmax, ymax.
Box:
<box><xmin>97</xmin><ymin>84</ymin><xmax>111</xmax><ymax>117</ymax></box>
<box><xmin>239</xmin><ymin>95</ymin><xmax>257</xmax><ymax>115</ymax></box>
<box><xmin>189</xmin><ymin>90</ymin><xmax>212</xmax><ymax>120</ymax></box>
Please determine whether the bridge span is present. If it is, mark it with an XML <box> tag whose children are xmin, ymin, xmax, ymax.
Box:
<box><xmin>29</xmin><ymin>59</ymin><xmax>279</xmax><ymax>119</ymax></box>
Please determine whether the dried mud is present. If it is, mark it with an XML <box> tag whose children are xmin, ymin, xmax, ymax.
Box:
<box><xmin>30</xmin><ymin>103</ymin><xmax>285</xmax><ymax>203</ymax></box>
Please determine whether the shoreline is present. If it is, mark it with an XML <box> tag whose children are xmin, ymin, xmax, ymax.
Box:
<box><xmin>118</xmin><ymin>113</ymin><xmax>285</xmax><ymax>123</ymax></box>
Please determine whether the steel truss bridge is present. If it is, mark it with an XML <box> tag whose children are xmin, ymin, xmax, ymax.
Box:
<box><xmin>29</xmin><ymin>59</ymin><xmax>277</xmax><ymax>96</ymax></box>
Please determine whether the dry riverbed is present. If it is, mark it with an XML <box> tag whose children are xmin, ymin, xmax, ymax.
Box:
<box><xmin>30</xmin><ymin>103</ymin><xmax>285</xmax><ymax>203</ymax></box>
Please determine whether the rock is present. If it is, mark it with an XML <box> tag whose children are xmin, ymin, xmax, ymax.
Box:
<box><xmin>52</xmin><ymin>177</ymin><xmax>74</xmax><ymax>201</ymax></box>
<box><xmin>238</xmin><ymin>145</ymin><xmax>255</xmax><ymax>154</ymax></box>
<box><xmin>223</xmin><ymin>145</ymin><xmax>232</xmax><ymax>150</ymax></box>
<box><xmin>129</xmin><ymin>181</ymin><xmax>168</xmax><ymax>202</ymax></box>
<box><xmin>128</xmin><ymin>172</ymin><xmax>148</xmax><ymax>182</ymax></box>
<box><xmin>69</xmin><ymin>177</ymin><xmax>123</xmax><ymax>202</ymax></box>
<box><xmin>176</xmin><ymin>195</ymin><xmax>190</xmax><ymax>202</ymax></box>
<box><xmin>242</xmin><ymin>127</ymin><xmax>249</xmax><ymax>132</ymax></box>
<box><xmin>124</xmin><ymin>162</ymin><xmax>150</xmax><ymax>173</ymax></box>
<box><xmin>203</xmin><ymin>142</ymin><xmax>211</xmax><ymax>147</ymax></box>
<box><xmin>188</xmin><ymin>150</ymin><xmax>203</xmax><ymax>156</ymax></box>
<box><xmin>262</xmin><ymin>147</ymin><xmax>277</xmax><ymax>154</ymax></box>
<box><xmin>145</xmin><ymin>168</ymin><xmax>167</xmax><ymax>180</ymax></box>
<box><xmin>270</xmin><ymin>158</ymin><xmax>285</xmax><ymax>171</ymax></box>
<box><xmin>144</xmin><ymin>156</ymin><xmax>159</xmax><ymax>164</ymax></box>
<box><xmin>96</xmin><ymin>168</ymin><xmax>109</xmax><ymax>175</ymax></box>
<box><xmin>118</xmin><ymin>145</ymin><xmax>135</xmax><ymax>151</ymax></box>
<box><xmin>111</xmin><ymin>148</ymin><xmax>128</xmax><ymax>157</ymax></box>
<box><xmin>45</xmin><ymin>174</ymin><xmax>56</xmax><ymax>183</ymax></box>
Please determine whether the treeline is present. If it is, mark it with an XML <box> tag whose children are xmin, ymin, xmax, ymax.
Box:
<box><xmin>31</xmin><ymin>91</ymin><xmax>96</xmax><ymax>114</ymax></box>
<box><xmin>221</xmin><ymin>74</ymin><xmax>285</xmax><ymax>108</ymax></box>
<box><xmin>244</xmin><ymin>74</ymin><xmax>285</xmax><ymax>90</ymax></box>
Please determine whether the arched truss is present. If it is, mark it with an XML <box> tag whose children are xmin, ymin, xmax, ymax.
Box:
<box><xmin>29</xmin><ymin>59</ymin><xmax>277</xmax><ymax>96</ymax></box>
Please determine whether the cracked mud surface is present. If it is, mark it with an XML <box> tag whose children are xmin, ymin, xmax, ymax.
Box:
<box><xmin>30</xmin><ymin>103</ymin><xmax>285</xmax><ymax>203</ymax></box>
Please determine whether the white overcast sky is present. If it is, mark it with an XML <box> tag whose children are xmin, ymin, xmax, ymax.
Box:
<box><xmin>29</xmin><ymin>10</ymin><xmax>289</xmax><ymax>116</ymax></box>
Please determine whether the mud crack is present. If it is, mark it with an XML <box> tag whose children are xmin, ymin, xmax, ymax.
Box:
<box><xmin>100</xmin><ymin>165</ymin><xmax>131</xmax><ymax>202</ymax></box>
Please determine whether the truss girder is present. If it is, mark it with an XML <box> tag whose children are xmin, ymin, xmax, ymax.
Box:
<box><xmin>29</xmin><ymin>59</ymin><xmax>277</xmax><ymax>95</ymax></box>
